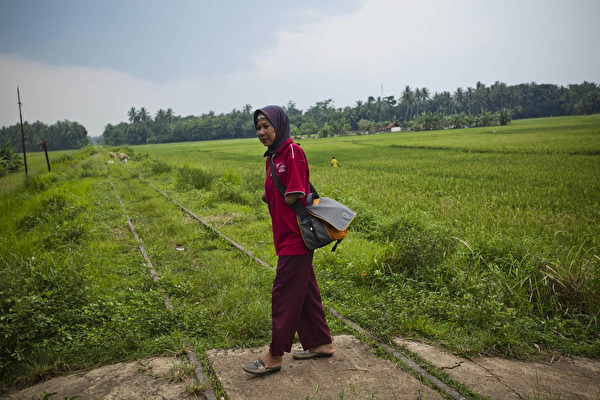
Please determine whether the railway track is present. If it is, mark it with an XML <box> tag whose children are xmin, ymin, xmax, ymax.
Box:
<box><xmin>107</xmin><ymin>167</ymin><xmax>468</xmax><ymax>400</ymax></box>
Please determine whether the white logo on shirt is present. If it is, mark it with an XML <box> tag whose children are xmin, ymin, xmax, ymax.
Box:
<box><xmin>276</xmin><ymin>162</ymin><xmax>286</xmax><ymax>173</ymax></box>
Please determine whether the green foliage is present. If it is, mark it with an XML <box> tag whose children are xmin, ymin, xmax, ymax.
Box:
<box><xmin>0</xmin><ymin>120</ymin><xmax>90</xmax><ymax>152</ymax></box>
<box><xmin>499</xmin><ymin>108</ymin><xmax>513</xmax><ymax>125</ymax></box>
<box><xmin>0</xmin><ymin>141</ymin><xmax>22</xmax><ymax>176</ymax></box>
<box><xmin>357</xmin><ymin>119</ymin><xmax>376</xmax><ymax>133</ymax></box>
<box><xmin>146</xmin><ymin>159</ymin><xmax>172</xmax><ymax>174</ymax></box>
<box><xmin>36</xmin><ymin>392</ymin><xmax>81</xmax><ymax>400</ymax></box>
<box><xmin>17</xmin><ymin>193</ymin><xmax>79</xmax><ymax>230</ymax></box>
<box><xmin>100</xmin><ymin>81</ymin><xmax>600</xmax><ymax>146</ymax></box>
<box><xmin>375</xmin><ymin>214</ymin><xmax>455</xmax><ymax>277</ymax></box>
<box><xmin>176</xmin><ymin>164</ymin><xmax>216</xmax><ymax>190</ymax></box>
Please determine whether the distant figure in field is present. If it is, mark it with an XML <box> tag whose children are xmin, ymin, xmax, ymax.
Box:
<box><xmin>109</xmin><ymin>152</ymin><xmax>116</xmax><ymax>159</ymax></box>
<box><xmin>331</xmin><ymin>156</ymin><xmax>339</xmax><ymax>168</ymax></box>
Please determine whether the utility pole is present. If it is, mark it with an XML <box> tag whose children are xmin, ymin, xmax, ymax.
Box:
<box><xmin>40</xmin><ymin>141</ymin><xmax>51</xmax><ymax>172</ymax></box>
<box><xmin>17</xmin><ymin>86</ymin><xmax>28</xmax><ymax>176</ymax></box>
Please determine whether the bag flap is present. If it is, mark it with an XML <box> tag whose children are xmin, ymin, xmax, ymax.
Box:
<box><xmin>305</xmin><ymin>197</ymin><xmax>356</xmax><ymax>231</ymax></box>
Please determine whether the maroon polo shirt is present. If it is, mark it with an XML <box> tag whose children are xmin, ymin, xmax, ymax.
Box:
<box><xmin>264</xmin><ymin>138</ymin><xmax>310</xmax><ymax>256</ymax></box>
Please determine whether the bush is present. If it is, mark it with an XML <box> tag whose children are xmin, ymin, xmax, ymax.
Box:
<box><xmin>0</xmin><ymin>141</ymin><xmax>22</xmax><ymax>176</ymax></box>
<box><xmin>18</xmin><ymin>194</ymin><xmax>82</xmax><ymax>230</ymax></box>
<box><xmin>213</xmin><ymin>170</ymin><xmax>256</xmax><ymax>205</ymax></box>
<box><xmin>376</xmin><ymin>214</ymin><xmax>455</xmax><ymax>277</ymax></box>
<box><xmin>342</xmin><ymin>196</ymin><xmax>379</xmax><ymax>237</ymax></box>
<box><xmin>176</xmin><ymin>165</ymin><xmax>216</xmax><ymax>190</ymax></box>
<box><xmin>147</xmin><ymin>159</ymin><xmax>172</xmax><ymax>174</ymax></box>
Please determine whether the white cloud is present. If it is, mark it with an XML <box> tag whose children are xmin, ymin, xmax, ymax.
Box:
<box><xmin>0</xmin><ymin>55</ymin><xmax>258</xmax><ymax>137</ymax></box>
<box><xmin>252</xmin><ymin>0</ymin><xmax>496</xmax><ymax>100</ymax></box>
<box><xmin>1</xmin><ymin>0</ymin><xmax>598</xmax><ymax>137</ymax></box>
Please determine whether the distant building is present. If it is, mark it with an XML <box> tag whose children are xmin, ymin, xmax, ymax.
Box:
<box><xmin>378</xmin><ymin>122</ymin><xmax>401</xmax><ymax>132</ymax></box>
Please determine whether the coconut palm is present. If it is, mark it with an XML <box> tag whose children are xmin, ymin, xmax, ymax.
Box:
<box><xmin>453</xmin><ymin>88</ymin><xmax>465</xmax><ymax>111</ymax></box>
<box><xmin>401</xmin><ymin>86</ymin><xmax>414</xmax><ymax>121</ymax></box>
<box><xmin>127</xmin><ymin>107</ymin><xmax>138</xmax><ymax>124</ymax></box>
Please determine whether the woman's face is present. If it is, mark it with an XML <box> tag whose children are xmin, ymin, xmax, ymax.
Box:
<box><xmin>256</xmin><ymin>118</ymin><xmax>276</xmax><ymax>147</ymax></box>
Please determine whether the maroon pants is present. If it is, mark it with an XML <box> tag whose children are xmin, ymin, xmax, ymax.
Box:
<box><xmin>269</xmin><ymin>251</ymin><xmax>332</xmax><ymax>356</ymax></box>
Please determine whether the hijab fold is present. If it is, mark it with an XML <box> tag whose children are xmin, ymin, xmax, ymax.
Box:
<box><xmin>254</xmin><ymin>105</ymin><xmax>291</xmax><ymax>157</ymax></box>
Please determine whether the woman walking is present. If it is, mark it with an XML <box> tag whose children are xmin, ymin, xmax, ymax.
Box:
<box><xmin>243</xmin><ymin>105</ymin><xmax>334</xmax><ymax>375</ymax></box>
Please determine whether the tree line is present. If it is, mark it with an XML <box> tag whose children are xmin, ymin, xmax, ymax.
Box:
<box><xmin>0</xmin><ymin>120</ymin><xmax>89</xmax><ymax>153</ymax></box>
<box><xmin>101</xmin><ymin>80</ymin><xmax>600</xmax><ymax>145</ymax></box>
<box><xmin>2</xmin><ymin>80</ymin><xmax>598</xmax><ymax>151</ymax></box>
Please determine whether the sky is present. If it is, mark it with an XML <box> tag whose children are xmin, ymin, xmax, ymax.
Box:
<box><xmin>1</xmin><ymin>0</ymin><xmax>599</xmax><ymax>138</ymax></box>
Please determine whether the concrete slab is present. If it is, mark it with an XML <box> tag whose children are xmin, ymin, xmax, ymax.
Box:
<box><xmin>1</xmin><ymin>357</ymin><xmax>201</xmax><ymax>400</ymax></box>
<box><xmin>394</xmin><ymin>338</ymin><xmax>600</xmax><ymax>400</ymax></box>
<box><xmin>207</xmin><ymin>335</ymin><xmax>442</xmax><ymax>400</ymax></box>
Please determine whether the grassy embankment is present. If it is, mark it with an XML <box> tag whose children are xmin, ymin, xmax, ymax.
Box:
<box><xmin>1</xmin><ymin>114</ymin><xmax>598</xmax><ymax>392</ymax></box>
<box><xmin>0</xmin><ymin>148</ymin><xmax>275</xmax><ymax>395</ymax></box>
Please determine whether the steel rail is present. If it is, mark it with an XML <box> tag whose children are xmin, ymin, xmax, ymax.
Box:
<box><xmin>109</xmin><ymin>179</ymin><xmax>217</xmax><ymax>400</ymax></box>
<box><xmin>149</xmin><ymin>182</ymin><xmax>467</xmax><ymax>400</ymax></box>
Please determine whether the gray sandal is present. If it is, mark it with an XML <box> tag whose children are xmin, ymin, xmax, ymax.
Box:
<box><xmin>242</xmin><ymin>358</ymin><xmax>281</xmax><ymax>375</ymax></box>
<box><xmin>292</xmin><ymin>350</ymin><xmax>334</xmax><ymax>359</ymax></box>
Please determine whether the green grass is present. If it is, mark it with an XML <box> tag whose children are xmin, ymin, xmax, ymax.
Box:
<box><xmin>132</xmin><ymin>114</ymin><xmax>600</xmax><ymax>357</ymax></box>
<box><xmin>1</xmin><ymin>115</ymin><xmax>599</xmax><ymax>392</ymax></box>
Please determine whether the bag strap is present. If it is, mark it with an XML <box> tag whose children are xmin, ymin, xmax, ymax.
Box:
<box><xmin>269</xmin><ymin>154</ymin><xmax>342</xmax><ymax>252</ymax></box>
<box><xmin>269</xmin><ymin>155</ymin><xmax>309</xmax><ymax>218</ymax></box>
<box><xmin>269</xmin><ymin>155</ymin><xmax>321</xmax><ymax>219</ymax></box>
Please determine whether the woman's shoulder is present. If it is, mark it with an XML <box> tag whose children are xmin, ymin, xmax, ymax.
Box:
<box><xmin>285</xmin><ymin>141</ymin><xmax>306</xmax><ymax>159</ymax></box>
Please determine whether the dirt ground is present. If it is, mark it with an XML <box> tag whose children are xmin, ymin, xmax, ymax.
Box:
<box><xmin>3</xmin><ymin>335</ymin><xmax>600</xmax><ymax>400</ymax></box>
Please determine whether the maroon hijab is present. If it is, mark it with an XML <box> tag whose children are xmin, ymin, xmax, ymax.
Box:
<box><xmin>254</xmin><ymin>105</ymin><xmax>291</xmax><ymax>157</ymax></box>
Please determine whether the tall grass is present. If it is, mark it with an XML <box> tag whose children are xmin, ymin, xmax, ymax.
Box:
<box><xmin>0</xmin><ymin>147</ymin><xmax>275</xmax><ymax>391</ymax></box>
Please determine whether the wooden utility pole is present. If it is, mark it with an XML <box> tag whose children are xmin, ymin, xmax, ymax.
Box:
<box><xmin>40</xmin><ymin>141</ymin><xmax>51</xmax><ymax>172</ymax></box>
<box><xmin>17</xmin><ymin>86</ymin><xmax>28</xmax><ymax>176</ymax></box>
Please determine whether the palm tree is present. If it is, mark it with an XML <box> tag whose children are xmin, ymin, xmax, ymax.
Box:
<box><xmin>453</xmin><ymin>88</ymin><xmax>465</xmax><ymax>112</ymax></box>
<box><xmin>128</xmin><ymin>107</ymin><xmax>138</xmax><ymax>124</ymax></box>
<box><xmin>155</xmin><ymin>109</ymin><xmax>166</xmax><ymax>123</ymax></box>
<box><xmin>374</xmin><ymin>96</ymin><xmax>387</xmax><ymax>122</ymax></box>
<box><xmin>346</xmin><ymin>104</ymin><xmax>361</xmax><ymax>130</ymax></box>
<box><xmin>138</xmin><ymin>107</ymin><xmax>150</xmax><ymax>125</ymax></box>
<box><xmin>401</xmin><ymin>86</ymin><xmax>414</xmax><ymax>121</ymax></box>
<box><xmin>490</xmin><ymin>81</ymin><xmax>508</xmax><ymax>110</ymax></box>
<box><xmin>473</xmin><ymin>81</ymin><xmax>489</xmax><ymax>112</ymax></box>
<box><xmin>465</xmin><ymin>87</ymin><xmax>474</xmax><ymax>113</ymax></box>
<box><xmin>420</xmin><ymin>87</ymin><xmax>430</xmax><ymax>113</ymax></box>
<box><xmin>414</xmin><ymin>88</ymin><xmax>422</xmax><ymax>115</ymax></box>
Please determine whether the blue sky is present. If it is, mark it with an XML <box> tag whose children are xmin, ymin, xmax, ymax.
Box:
<box><xmin>1</xmin><ymin>0</ymin><xmax>599</xmax><ymax>137</ymax></box>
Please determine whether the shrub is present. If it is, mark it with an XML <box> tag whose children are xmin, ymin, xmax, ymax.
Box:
<box><xmin>176</xmin><ymin>165</ymin><xmax>216</xmax><ymax>190</ymax></box>
<box><xmin>241</xmin><ymin>169</ymin><xmax>265</xmax><ymax>193</ymax></box>
<box><xmin>147</xmin><ymin>159</ymin><xmax>172</xmax><ymax>174</ymax></box>
<box><xmin>0</xmin><ymin>141</ymin><xmax>22</xmax><ymax>176</ymax></box>
<box><xmin>18</xmin><ymin>194</ymin><xmax>81</xmax><ymax>230</ymax></box>
<box><xmin>342</xmin><ymin>197</ymin><xmax>379</xmax><ymax>238</ymax></box>
<box><xmin>376</xmin><ymin>214</ymin><xmax>455</xmax><ymax>278</ymax></box>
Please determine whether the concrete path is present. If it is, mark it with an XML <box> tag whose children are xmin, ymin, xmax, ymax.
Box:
<box><xmin>394</xmin><ymin>338</ymin><xmax>600</xmax><ymax>400</ymax></box>
<box><xmin>5</xmin><ymin>336</ymin><xmax>599</xmax><ymax>399</ymax></box>
<box><xmin>207</xmin><ymin>334</ymin><xmax>442</xmax><ymax>400</ymax></box>
<box><xmin>1</xmin><ymin>357</ymin><xmax>200</xmax><ymax>400</ymax></box>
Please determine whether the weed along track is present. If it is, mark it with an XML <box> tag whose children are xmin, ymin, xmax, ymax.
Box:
<box><xmin>108</xmin><ymin>177</ymin><xmax>218</xmax><ymax>400</ymax></box>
